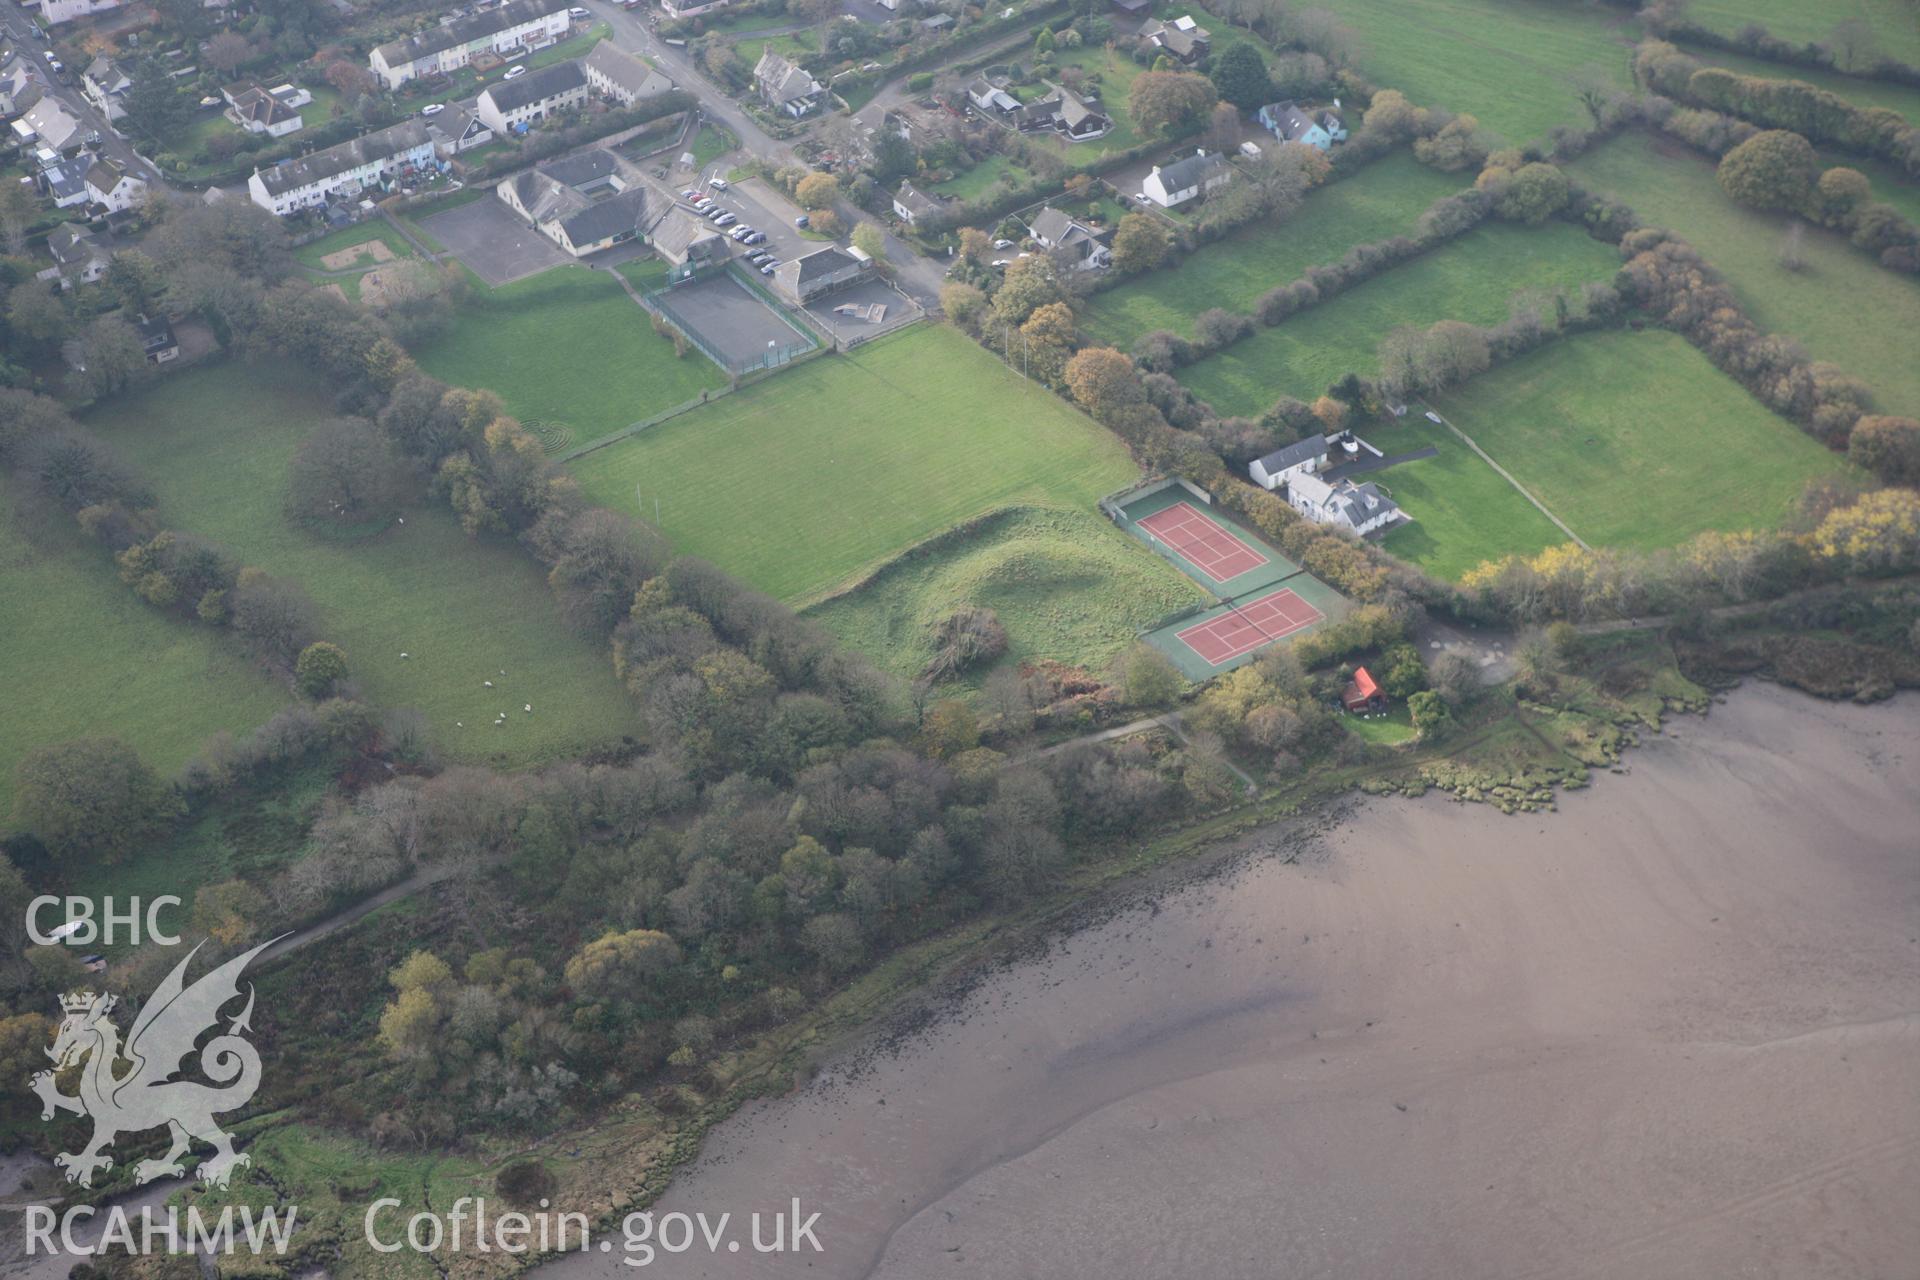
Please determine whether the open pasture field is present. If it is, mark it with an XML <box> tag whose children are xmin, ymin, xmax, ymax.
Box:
<box><xmin>412</xmin><ymin>265</ymin><xmax>726</xmax><ymax>442</ymax></box>
<box><xmin>1434</xmin><ymin>329</ymin><xmax>1857</xmax><ymax>552</ymax></box>
<box><xmin>1176</xmin><ymin>221</ymin><xmax>1619</xmax><ymax>420</ymax></box>
<box><xmin>84</xmin><ymin>362</ymin><xmax>643</xmax><ymax>767</ymax></box>
<box><xmin>1313</xmin><ymin>0</ymin><xmax>1637</xmax><ymax>144</ymax></box>
<box><xmin>1081</xmin><ymin>153</ymin><xmax>1466</xmax><ymax>350</ymax></box>
<box><xmin>1358</xmin><ymin>420</ymin><xmax>1569</xmax><ymax>580</ymax></box>
<box><xmin>806</xmin><ymin>507</ymin><xmax>1206</xmax><ymax>688</ymax></box>
<box><xmin>1569</xmin><ymin>133</ymin><xmax>1920</xmax><ymax>416</ymax></box>
<box><xmin>1679</xmin><ymin>0</ymin><xmax>1920</xmax><ymax>68</ymax></box>
<box><xmin>569</xmin><ymin>325</ymin><xmax>1139</xmax><ymax>605</ymax></box>
<box><xmin>0</xmin><ymin>488</ymin><xmax>290</xmax><ymax>820</ymax></box>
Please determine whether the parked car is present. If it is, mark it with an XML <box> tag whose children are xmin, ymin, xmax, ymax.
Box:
<box><xmin>680</xmin><ymin>188</ymin><xmax>699</xmax><ymax>200</ymax></box>
<box><xmin>760</xmin><ymin>262</ymin><xmax>778</xmax><ymax>275</ymax></box>
<box><xmin>42</xmin><ymin>49</ymin><xmax>56</xmax><ymax>61</ymax></box>
<box><xmin>794</xmin><ymin>215</ymin><xmax>809</xmax><ymax>228</ymax></box>
<box><xmin>714</xmin><ymin>213</ymin><xmax>736</xmax><ymax>227</ymax></box>
<box><xmin>707</xmin><ymin>176</ymin><xmax>728</xmax><ymax>191</ymax></box>
<box><xmin>421</xmin><ymin>103</ymin><xmax>446</xmax><ymax>116</ymax></box>
<box><xmin>990</xmin><ymin>258</ymin><xmax>1010</xmax><ymax>268</ymax></box>
<box><xmin>748</xmin><ymin>251</ymin><xmax>772</xmax><ymax>264</ymax></box>
<box><xmin>993</xmin><ymin>238</ymin><xmax>1013</xmax><ymax>249</ymax></box>
<box><xmin>729</xmin><ymin>226</ymin><xmax>751</xmax><ymax>241</ymax></box>
<box><xmin>744</xmin><ymin>231</ymin><xmax>766</xmax><ymax>245</ymax></box>
<box><xmin>503</xmin><ymin>64</ymin><xmax>528</xmax><ymax>80</ymax></box>
<box><xmin>84</xmin><ymin>130</ymin><xmax>102</xmax><ymax>147</ymax></box>
<box><xmin>568</xmin><ymin>5</ymin><xmax>589</xmax><ymax>17</ymax></box>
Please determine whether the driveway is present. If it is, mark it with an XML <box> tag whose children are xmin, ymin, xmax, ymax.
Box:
<box><xmin>419</xmin><ymin>196</ymin><xmax>570</xmax><ymax>286</ymax></box>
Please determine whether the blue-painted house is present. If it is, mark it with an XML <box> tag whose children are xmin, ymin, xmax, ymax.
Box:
<box><xmin>1257</xmin><ymin>100</ymin><xmax>1347</xmax><ymax>151</ymax></box>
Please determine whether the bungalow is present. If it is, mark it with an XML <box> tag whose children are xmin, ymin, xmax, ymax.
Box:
<box><xmin>1285</xmin><ymin>471</ymin><xmax>1402</xmax><ymax>535</ymax></box>
<box><xmin>226</xmin><ymin>84</ymin><xmax>306</xmax><ymax>137</ymax></box>
<box><xmin>475</xmin><ymin>59</ymin><xmax>588</xmax><ymax>134</ymax></box>
<box><xmin>33</xmin><ymin>0</ymin><xmax>124</xmax><ymax>24</ymax></box>
<box><xmin>1257</xmin><ymin>100</ymin><xmax>1344</xmax><ymax>151</ymax></box>
<box><xmin>136</xmin><ymin>313</ymin><xmax>179</xmax><ymax>364</ymax></box>
<box><xmin>41</xmin><ymin>222</ymin><xmax>111</xmax><ymax>289</ymax></box>
<box><xmin>1139</xmin><ymin>149</ymin><xmax>1230</xmax><ymax>208</ymax></box>
<box><xmin>967</xmin><ymin>77</ymin><xmax>1019</xmax><ymax>116</ymax></box>
<box><xmin>754</xmin><ymin>49</ymin><xmax>823</xmax><ymax>119</ymax></box>
<box><xmin>368</xmin><ymin>0</ymin><xmax>571</xmax><ymax>90</ymax></box>
<box><xmin>583</xmin><ymin>42</ymin><xmax>674</xmax><ymax>105</ymax></box>
<box><xmin>426</xmin><ymin>104</ymin><xmax>494</xmax><ymax>155</ymax></box>
<box><xmin>15</xmin><ymin>96</ymin><xmax>85</xmax><ymax>152</ymax></box>
<box><xmin>773</xmin><ymin>244</ymin><xmax>873</xmax><ymax>306</ymax></box>
<box><xmin>83</xmin><ymin>157</ymin><xmax>145</xmax><ymax>214</ymax></box>
<box><xmin>1342</xmin><ymin>666</ymin><xmax>1387</xmax><ymax>714</ymax></box>
<box><xmin>498</xmin><ymin>148</ymin><xmax>652</xmax><ymax>255</ymax></box>
<box><xmin>1016</xmin><ymin>84</ymin><xmax>1110</xmax><ymax>140</ymax></box>
<box><xmin>247</xmin><ymin>118</ymin><xmax>436</xmax><ymax>216</ymax></box>
<box><xmin>1139</xmin><ymin>15</ymin><xmax>1211</xmax><ymax>64</ymax></box>
<box><xmin>1026</xmin><ymin>204</ymin><xmax>1110</xmax><ymax>269</ymax></box>
<box><xmin>81</xmin><ymin>56</ymin><xmax>129</xmax><ymax>122</ymax></box>
<box><xmin>891</xmin><ymin>180</ymin><xmax>941</xmax><ymax>226</ymax></box>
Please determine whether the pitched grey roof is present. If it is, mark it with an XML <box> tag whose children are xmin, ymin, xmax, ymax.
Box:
<box><xmin>1155</xmin><ymin>150</ymin><xmax>1228</xmax><ymax>191</ymax></box>
<box><xmin>374</xmin><ymin>0</ymin><xmax>569</xmax><ymax>68</ymax></box>
<box><xmin>40</xmin><ymin>155</ymin><xmax>92</xmax><ymax>202</ymax></box>
<box><xmin>46</xmin><ymin>221</ymin><xmax>105</xmax><ymax>264</ymax></box>
<box><xmin>253</xmin><ymin>119</ymin><xmax>432</xmax><ymax>197</ymax></box>
<box><xmin>754</xmin><ymin>49</ymin><xmax>820</xmax><ymax>104</ymax></box>
<box><xmin>893</xmin><ymin>181</ymin><xmax>938</xmax><ymax>217</ymax></box>
<box><xmin>1261</xmin><ymin>100</ymin><xmax>1321</xmax><ymax>141</ymax></box>
<box><xmin>584</xmin><ymin>41</ymin><xmax>673</xmax><ymax>99</ymax></box>
<box><xmin>1028</xmin><ymin>205</ymin><xmax>1099</xmax><ymax>247</ymax></box>
<box><xmin>792</xmin><ymin>245</ymin><xmax>859</xmax><ymax>282</ymax></box>
<box><xmin>83</xmin><ymin>157</ymin><xmax>129</xmax><ymax>196</ymax></box>
<box><xmin>481</xmin><ymin>58</ymin><xmax>585</xmax><ymax>113</ymax></box>
<box><xmin>1253</xmin><ymin>435</ymin><xmax>1327</xmax><ymax>476</ymax></box>
<box><xmin>645</xmin><ymin>206</ymin><xmax>722</xmax><ymax>262</ymax></box>
<box><xmin>558</xmin><ymin>185</ymin><xmax>652</xmax><ymax>246</ymax></box>
<box><xmin>540</xmin><ymin>146</ymin><xmax>619</xmax><ymax>188</ymax></box>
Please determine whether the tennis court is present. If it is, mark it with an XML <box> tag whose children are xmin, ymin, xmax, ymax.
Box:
<box><xmin>1175</xmin><ymin>587</ymin><xmax>1325</xmax><ymax>666</ymax></box>
<box><xmin>1138</xmin><ymin>502</ymin><xmax>1270</xmax><ymax>583</ymax></box>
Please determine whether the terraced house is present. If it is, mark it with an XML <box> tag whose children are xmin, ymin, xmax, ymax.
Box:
<box><xmin>475</xmin><ymin>59</ymin><xmax>587</xmax><ymax>134</ymax></box>
<box><xmin>247</xmin><ymin>119</ymin><xmax>436</xmax><ymax>215</ymax></box>
<box><xmin>369</xmin><ymin>0</ymin><xmax>573</xmax><ymax>90</ymax></box>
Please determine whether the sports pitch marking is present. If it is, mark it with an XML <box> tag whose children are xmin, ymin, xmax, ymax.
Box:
<box><xmin>1176</xmin><ymin>587</ymin><xmax>1325</xmax><ymax>666</ymax></box>
<box><xmin>1136</xmin><ymin>502</ymin><xmax>1269</xmax><ymax>583</ymax></box>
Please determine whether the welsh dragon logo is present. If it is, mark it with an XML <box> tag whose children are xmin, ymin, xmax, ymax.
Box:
<box><xmin>31</xmin><ymin>938</ymin><xmax>278</xmax><ymax>1189</ymax></box>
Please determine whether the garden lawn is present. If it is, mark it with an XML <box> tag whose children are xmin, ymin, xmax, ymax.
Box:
<box><xmin>1176</xmin><ymin>220</ymin><xmax>1619</xmax><ymax>419</ymax></box>
<box><xmin>0</xmin><ymin>487</ymin><xmax>289</xmax><ymax>820</ymax></box>
<box><xmin>83</xmin><ymin>362</ymin><xmax>643</xmax><ymax>768</ymax></box>
<box><xmin>1570</xmin><ymin>132</ymin><xmax>1920</xmax><ymax>416</ymax></box>
<box><xmin>1434</xmin><ymin>328</ymin><xmax>1859</xmax><ymax>551</ymax></box>
<box><xmin>1677</xmin><ymin>0</ymin><xmax>1920</xmax><ymax>68</ymax></box>
<box><xmin>1312</xmin><ymin>0</ymin><xmax>1637</xmax><ymax>145</ymax></box>
<box><xmin>1046</xmin><ymin>42</ymin><xmax>1147</xmax><ymax>156</ymax></box>
<box><xmin>412</xmin><ymin>265</ymin><xmax>726</xmax><ymax>436</ymax></box>
<box><xmin>806</xmin><ymin>507</ymin><xmax>1207</xmax><ymax>689</ymax></box>
<box><xmin>1358</xmin><ymin>419</ymin><xmax>1568</xmax><ymax>580</ymax></box>
<box><xmin>1081</xmin><ymin>152</ymin><xmax>1465</xmax><ymax>349</ymax></box>
<box><xmin>293</xmin><ymin>223</ymin><xmax>420</xmax><ymax>271</ymax></box>
<box><xmin>931</xmin><ymin>154</ymin><xmax>1029</xmax><ymax>201</ymax></box>
<box><xmin>568</xmin><ymin>325</ymin><xmax>1140</xmax><ymax>604</ymax></box>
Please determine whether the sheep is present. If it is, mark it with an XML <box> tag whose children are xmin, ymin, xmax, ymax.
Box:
<box><xmin>484</xmin><ymin>680</ymin><xmax>493</xmax><ymax>688</ymax></box>
<box><xmin>400</xmin><ymin>652</ymin><xmax>410</xmax><ymax>659</ymax></box>
<box><xmin>524</xmin><ymin>704</ymin><xmax>532</xmax><ymax>713</ymax></box>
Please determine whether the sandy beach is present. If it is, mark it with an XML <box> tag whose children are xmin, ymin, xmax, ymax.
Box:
<box><xmin>539</xmin><ymin>683</ymin><xmax>1920</xmax><ymax>1279</ymax></box>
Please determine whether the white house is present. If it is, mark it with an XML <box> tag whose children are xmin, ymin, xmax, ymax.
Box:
<box><xmin>1139</xmin><ymin>14</ymin><xmax>1211</xmax><ymax>63</ymax></box>
<box><xmin>40</xmin><ymin>222</ymin><xmax>112</xmax><ymax>289</ymax></box>
<box><xmin>247</xmin><ymin>119</ymin><xmax>436</xmax><ymax>216</ymax></box>
<box><xmin>475</xmin><ymin>58</ymin><xmax>587</xmax><ymax>133</ymax></box>
<box><xmin>583</xmin><ymin>42</ymin><xmax>674</xmax><ymax>105</ymax></box>
<box><xmin>426</xmin><ymin>104</ymin><xmax>494</xmax><ymax>155</ymax></box>
<box><xmin>1027</xmin><ymin>205</ymin><xmax>1110</xmax><ymax>269</ymax></box>
<box><xmin>1285</xmin><ymin>472</ymin><xmax>1402</xmax><ymax>534</ymax></box>
<box><xmin>137</xmin><ymin>313</ymin><xmax>179</xmax><ymax>364</ymax></box>
<box><xmin>34</xmin><ymin>0</ymin><xmax>124</xmax><ymax>24</ymax></box>
<box><xmin>2</xmin><ymin>55</ymin><xmax>40</xmax><ymax>119</ymax></box>
<box><xmin>891</xmin><ymin>180</ymin><xmax>940</xmax><ymax>226</ymax></box>
<box><xmin>1249</xmin><ymin>431</ymin><xmax>1380</xmax><ymax>490</ymax></box>
<box><xmin>369</xmin><ymin>0</ymin><xmax>572</xmax><ymax>90</ymax></box>
<box><xmin>81</xmin><ymin>56</ymin><xmax>129</xmax><ymax>122</ymax></box>
<box><xmin>659</xmin><ymin>0</ymin><xmax>734</xmax><ymax>16</ymax></box>
<box><xmin>1140</xmin><ymin>150</ymin><xmax>1231</xmax><ymax>208</ymax></box>
<box><xmin>967</xmin><ymin>76</ymin><xmax>1019</xmax><ymax>116</ymax></box>
<box><xmin>497</xmin><ymin>148</ymin><xmax>654</xmax><ymax>255</ymax></box>
<box><xmin>83</xmin><ymin>157</ymin><xmax>145</xmax><ymax>213</ymax></box>
<box><xmin>754</xmin><ymin>49</ymin><xmax>823</xmax><ymax>118</ymax></box>
<box><xmin>226</xmin><ymin>84</ymin><xmax>306</xmax><ymax>136</ymax></box>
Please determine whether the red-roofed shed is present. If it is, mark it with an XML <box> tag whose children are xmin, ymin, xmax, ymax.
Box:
<box><xmin>1343</xmin><ymin>666</ymin><xmax>1386</xmax><ymax>713</ymax></box>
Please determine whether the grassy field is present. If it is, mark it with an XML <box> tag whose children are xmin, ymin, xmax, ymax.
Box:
<box><xmin>1358</xmin><ymin>419</ymin><xmax>1569</xmax><ymax>580</ymax></box>
<box><xmin>1434</xmin><ymin>329</ymin><xmax>1858</xmax><ymax>551</ymax></box>
<box><xmin>569</xmin><ymin>325</ymin><xmax>1140</xmax><ymax>604</ymax></box>
<box><xmin>1570</xmin><ymin>132</ymin><xmax>1920</xmax><ymax>416</ymax></box>
<box><xmin>1313</xmin><ymin>0</ymin><xmax>1638</xmax><ymax>144</ymax></box>
<box><xmin>931</xmin><ymin>154</ymin><xmax>1030</xmax><ymax>201</ymax></box>
<box><xmin>1679</xmin><ymin>0</ymin><xmax>1920</xmax><ymax>67</ymax></box>
<box><xmin>412</xmin><ymin>265</ymin><xmax>726</xmax><ymax>436</ymax></box>
<box><xmin>84</xmin><ymin>362</ymin><xmax>643</xmax><ymax>768</ymax></box>
<box><xmin>1083</xmin><ymin>153</ymin><xmax>1465</xmax><ymax>349</ymax></box>
<box><xmin>0</xmin><ymin>487</ymin><xmax>290</xmax><ymax>820</ymax></box>
<box><xmin>1176</xmin><ymin>220</ymin><xmax>1620</xmax><ymax>419</ymax></box>
<box><xmin>807</xmin><ymin>507</ymin><xmax>1206</xmax><ymax>688</ymax></box>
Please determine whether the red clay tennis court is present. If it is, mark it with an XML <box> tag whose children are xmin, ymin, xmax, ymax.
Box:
<box><xmin>1175</xmin><ymin>588</ymin><xmax>1325</xmax><ymax>666</ymax></box>
<box><xmin>1136</xmin><ymin>502</ymin><xmax>1269</xmax><ymax>583</ymax></box>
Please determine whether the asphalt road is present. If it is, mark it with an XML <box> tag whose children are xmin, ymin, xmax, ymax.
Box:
<box><xmin>2</xmin><ymin>0</ymin><xmax>164</xmax><ymax>186</ymax></box>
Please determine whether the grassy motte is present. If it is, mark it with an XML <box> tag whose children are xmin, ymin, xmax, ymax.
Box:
<box><xmin>1177</xmin><ymin>221</ymin><xmax>1620</xmax><ymax>419</ymax></box>
<box><xmin>1082</xmin><ymin>153</ymin><xmax>1466</xmax><ymax>351</ymax></box>
<box><xmin>569</xmin><ymin>326</ymin><xmax>1140</xmax><ymax>605</ymax></box>
<box><xmin>412</xmin><ymin>265</ymin><xmax>727</xmax><ymax>435</ymax></box>
<box><xmin>84</xmin><ymin>362</ymin><xmax>642</xmax><ymax>767</ymax></box>
<box><xmin>1434</xmin><ymin>329</ymin><xmax>1858</xmax><ymax>552</ymax></box>
<box><xmin>807</xmin><ymin>508</ymin><xmax>1207</xmax><ymax>688</ymax></box>
<box><xmin>0</xmin><ymin>486</ymin><xmax>288</xmax><ymax>819</ymax></box>
<box><xmin>1570</xmin><ymin>132</ymin><xmax>1920</xmax><ymax>417</ymax></box>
